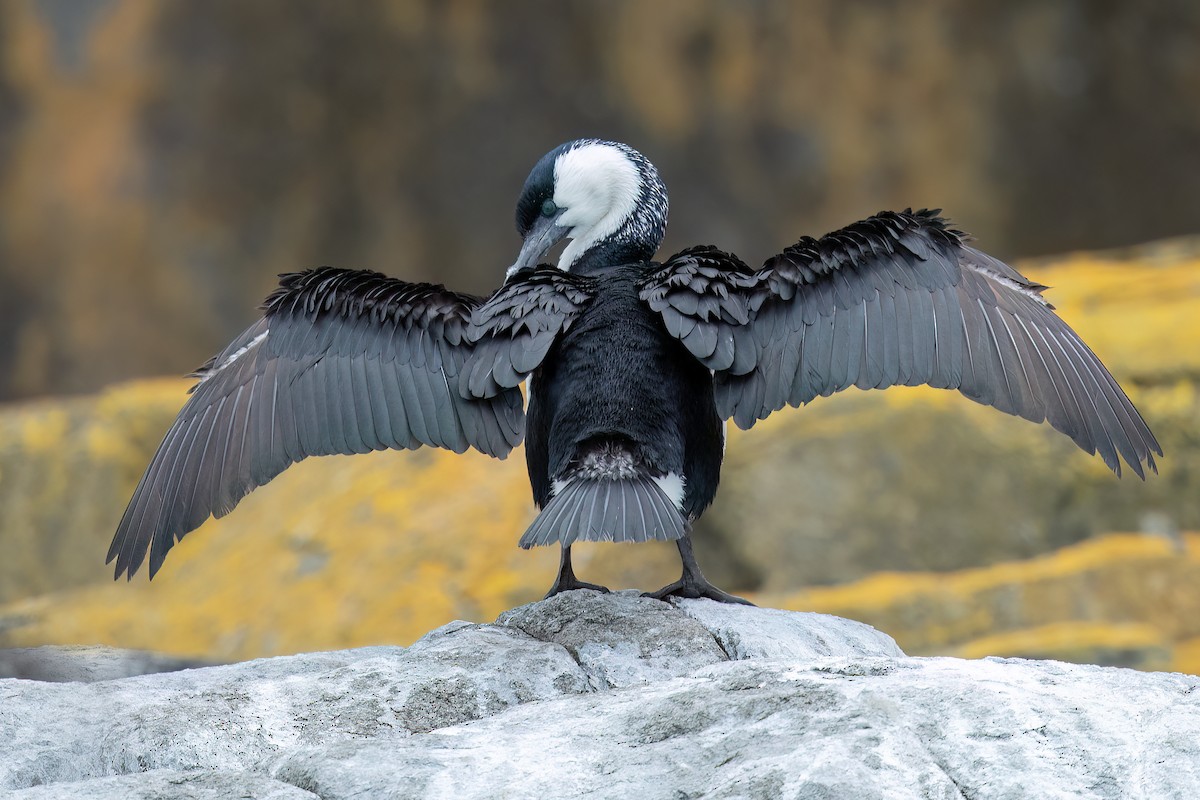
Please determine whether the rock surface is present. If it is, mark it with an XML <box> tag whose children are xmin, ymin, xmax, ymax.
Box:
<box><xmin>2</xmin><ymin>591</ymin><xmax>1197</xmax><ymax>799</ymax></box>
<box><xmin>0</xmin><ymin>645</ymin><xmax>212</xmax><ymax>682</ymax></box>
<box><xmin>5</xmin><ymin>771</ymin><xmax>317</xmax><ymax>800</ymax></box>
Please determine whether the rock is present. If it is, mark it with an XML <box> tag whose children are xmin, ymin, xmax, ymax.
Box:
<box><xmin>676</xmin><ymin>596</ymin><xmax>903</xmax><ymax>660</ymax></box>
<box><xmin>0</xmin><ymin>625</ymin><xmax>586</xmax><ymax>790</ymax></box>
<box><xmin>0</xmin><ymin>646</ymin><xmax>212</xmax><ymax>682</ymax></box>
<box><xmin>6</xmin><ymin>770</ymin><xmax>317</xmax><ymax>799</ymax></box>
<box><xmin>2</xmin><ymin>592</ymin><xmax>1198</xmax><ymax>798</ymax></box>
<box><xmin>268</xmin><ymin>656</ymin><xmax>1200</xmax><ymax>800</ymax></box>
<box><xmin>496</xmin><ymin>592</ymin><xmax>902</xmax><ymax>689</ymax></box>
<box><xmin>497</xmin><ymin>591</ymin><xmax>730</xmax><ymax>689</ymax></box>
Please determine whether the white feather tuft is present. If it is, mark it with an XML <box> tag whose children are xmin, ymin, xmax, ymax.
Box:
<box><xmin>553</xmin><ymin>143</ymin><xmax>642</xmax><ymax>270</ymax></box>
<box><xmin>652</xmin><ymin>472</ymin><xmax>686</xmax><ymax>512</ymax></box>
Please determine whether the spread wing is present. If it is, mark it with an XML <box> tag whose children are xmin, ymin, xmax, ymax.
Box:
<box><xmin>461</xmin><ymin>266</ymin><xmax>595</xmax><ymax>399</ymax></box>
<box><xmin>641</xmin><ymin>210</ymin><xmax>1161</xmax><ymax>478</ymax></box>
<box><xmin>108</xmin><ymin>268</ymin><xmax>525</xmax><ymax>579</ymax></box>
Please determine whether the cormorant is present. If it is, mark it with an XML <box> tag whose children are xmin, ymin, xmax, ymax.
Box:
<box><xmin>107</xmin><ymin>139</ymin><xmax>1160</xmax><ymax>603</ymax></box>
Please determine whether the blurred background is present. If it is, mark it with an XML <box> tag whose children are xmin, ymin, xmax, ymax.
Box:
<box><xmin>0</xmin><ymin>0</ymin><xmax>1198</xmax><ymax>672</ymax></box>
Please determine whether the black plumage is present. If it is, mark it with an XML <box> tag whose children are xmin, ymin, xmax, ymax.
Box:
<box><xmin>109</xmin><ymin>139</ymin><xmax>1160</xmax><ymax>604</ymax></box>
<box><xmin>514</xmin><ymin>264</ymin><xmax>724</xmax><ymax>546</ymax></box>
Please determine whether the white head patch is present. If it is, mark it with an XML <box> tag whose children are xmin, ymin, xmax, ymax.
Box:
<box><xmin>553</xmin><ymin>142</ymin><xmax>642</xmax><ymax>270</ymax></box>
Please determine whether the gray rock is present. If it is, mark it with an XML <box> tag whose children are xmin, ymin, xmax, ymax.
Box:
<box><xmin>5</xmin><ymin>770</ymin><xmax>317</xmax><ymax>799</ymax></box>
<box><xmin>267</xmin><ymin>655</ymin><xmax>1200</xmax><ymax>800</ymax></box>
<box><xmin>498</xmin><ymin>590</ymin><xmax>729</xmax><ymax>688</ymax></box>
<box><xmin>676</xmin><ymin>597</ymin><xmax>905</xmax><ymax>660</ymax></box>
<box><xmin>3</xmin><ymin>593</ymin><xmax>1197</xmax><ymax>799</ymax></box>
<box><xmin>0</xmin><ymin>646</ymin><xmax>213</xmax><ymax>683</ymax></box>
<box><xmin>495</xmin><ymin>590</ymin><xmax>902</xmax><ymax>689</ymax></box>
<box><xmin>0</xmin><ymin>625</ymin><xmax>585</xmax><ymax>789</ymax></box>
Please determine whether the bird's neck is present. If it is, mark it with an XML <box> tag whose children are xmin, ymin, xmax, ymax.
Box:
<box><xmin>567</xmin><ymin>235</ymin><xmax>659</xmax><ymax>275</ymax></box>
<box><xmin>562</xmin><ymin>195</ymin><xmax>666</xmax><ymax>275</ymax></box>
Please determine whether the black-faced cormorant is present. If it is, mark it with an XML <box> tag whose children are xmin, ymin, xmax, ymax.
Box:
<box><xmin>108</xmin><ymin>139</ymin><xmax>1161</xmax><ymax>603</ymax></box>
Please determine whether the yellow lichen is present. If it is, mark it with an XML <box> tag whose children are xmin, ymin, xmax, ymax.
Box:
<box><xmin>768</xmin><ymin>533</ymin><xmax>1200</xmax><ymax>667</ymax></box>
<box><xmin>954</xmin><ymin>621</ymin><xmax>1172</xmax><ymax>671</ymax></box>
<box><xmin>0</xmin><ymin>443</ymin><xmax>558</xmax><ymax>659</ymax></box>
<box><xmin>1169</xmin><ymin>636</ymin><xmax>1200</xmax><ymax>676</ymax></box>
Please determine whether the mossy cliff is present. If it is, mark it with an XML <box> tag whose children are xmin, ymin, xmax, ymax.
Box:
<box><xmin>0</xmin><ymin>241</ymin><xmax>1197</xmax><ymax>667</ymax></box>
<box><xmin>770</xmin><ymin>533</ymin><xmax>1200</xmax><ymax>673</ymax></box>
<box><xmin>0</xmin><ymin>1</ymin><xmax>1197</xmax><ymax>401</ymax></box>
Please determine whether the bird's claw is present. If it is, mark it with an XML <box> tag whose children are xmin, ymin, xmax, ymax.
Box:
<box><xmin>643</xmin><ymin>578</ymin><xmax>753</xmax><ymax>606</ymax></box>
<box><xmin>544</xmin><ymin>579</ymin><xmax>611</xmax><ymax>599</ymax></box>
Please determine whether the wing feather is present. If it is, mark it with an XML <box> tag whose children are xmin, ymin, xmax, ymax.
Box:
<box><xmin>109</xmin><ymin>268</ymin><xmax>525</xmax><ymax>579</ymax></box>
<box><xmin>643</xmin><ymin>210</ymin><xmax>1160</xmax><ymax>478</ymax></box>
<box><xmin>360</xmin><ymin>354</ymin><xmax>394</xmax><ymax>449</ymax></box>
<box><xmin>461</xmin><ymin>266</ymin><xmax>595</xmax><ymax>399</ymax></box>
<box><xmin>378</xmin><ymin>350</ymin><xmax>418</xmax><ymax>450</ymax></box>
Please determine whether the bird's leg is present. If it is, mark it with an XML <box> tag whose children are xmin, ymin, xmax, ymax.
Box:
<box><xmin>645</xmin><ymin>528</ymin><xmax>754</xmax><ymax>605</ymax></box>
<box><xmin>543</xmin><ymin>545</ymin><xmax>610</xmax><ymax>599</ymax></box>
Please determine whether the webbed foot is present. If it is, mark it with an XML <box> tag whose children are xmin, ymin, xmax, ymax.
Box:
<box><xmin>644</xmin><ymin>529</ymin><xmax>755</xmax><ymax>605</ymax></box>
<box><xmin>545</xmin><ymin>578</ymin><xmax>611</xmax><ymax>599</ymax></box>
<box><xmin>643</xmin><ymin>577</ymin><xmax>753</xmax><ymax>605</ymax></box>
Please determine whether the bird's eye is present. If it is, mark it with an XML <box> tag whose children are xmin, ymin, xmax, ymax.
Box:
<box><xmin>540</xmin><ymin>198</ymin><xmax>558</xmax><ymax>217</ymax></box>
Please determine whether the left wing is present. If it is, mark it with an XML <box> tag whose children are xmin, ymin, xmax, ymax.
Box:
<box><xmin>641</xmin><ymin>210</ymin><xmax>1161</xmax><ymax>478</ymax></box>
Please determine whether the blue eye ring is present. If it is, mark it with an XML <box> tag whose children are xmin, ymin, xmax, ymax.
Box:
<box><xmin>540</xmin><ymin>198</ymin><xmax>558</xmax><ymax>217</ymax></box>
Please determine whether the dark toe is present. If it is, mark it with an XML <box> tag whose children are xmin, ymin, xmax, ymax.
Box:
<box><xmin>544</xmin><ymin>580</ymin><xmax>611</xmax><ymax>599</ymax></box>
<box><xmin>643</xmin><ymin>579</ymin><xmax>753</xmax><ymax>606</ymax></box>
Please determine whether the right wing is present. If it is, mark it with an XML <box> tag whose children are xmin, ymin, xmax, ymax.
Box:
<box><xmin>642</xmin><ymin>212</ymin><xmax>1161</xmax><ymax>479</ymax></box>
<box><xmin>108</xmin><ymin>268</ymin><xmax>525</xmax><ymax>579</ymax></box>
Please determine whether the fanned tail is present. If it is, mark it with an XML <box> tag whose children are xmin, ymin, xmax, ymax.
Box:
<box><xmin>519</xmin><ymin>476</ymin><xmax>686</xmax><ymax>549</ymax></box>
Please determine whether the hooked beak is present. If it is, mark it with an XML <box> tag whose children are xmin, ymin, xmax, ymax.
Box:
<box><xmin>507</xmin><ymin>211</ymin><xmax>569</xmax><ymax>281</ymax></box>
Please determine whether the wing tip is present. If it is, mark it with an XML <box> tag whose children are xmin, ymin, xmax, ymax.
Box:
<box><xmin>1125</xmin><ymin>444</ymin><xmax>1161</xmax><ymax>482</ymax></box>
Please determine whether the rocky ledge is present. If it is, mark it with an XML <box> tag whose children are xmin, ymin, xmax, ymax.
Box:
<box><xmin>1</xmin><ymin>591</ymin><xmax>1197</xmax><ymax>799</ymax></box>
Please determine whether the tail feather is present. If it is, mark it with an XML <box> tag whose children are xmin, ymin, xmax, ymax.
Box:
<box><xmin>519</xmin><ymin>476</ymin><xmax>686</xmax><ymax>549</ymax></box>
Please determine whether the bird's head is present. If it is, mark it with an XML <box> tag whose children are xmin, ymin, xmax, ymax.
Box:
<box><xmin>508</xmin><ymin>139</ymin><xmax>668</xmax><ymax>279</ymax></box>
